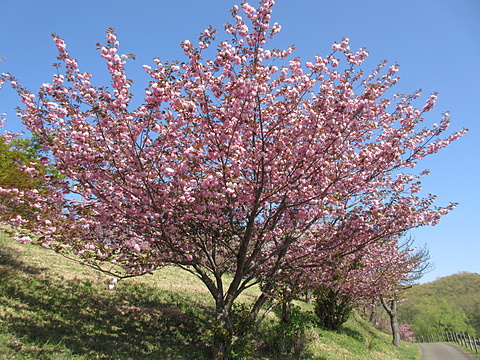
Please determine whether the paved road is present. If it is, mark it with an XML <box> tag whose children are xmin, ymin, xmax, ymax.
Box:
<box><xmin>418</xmin><ymin>343</ymin><xmax>476</xmax><ymax>360</ymax></box>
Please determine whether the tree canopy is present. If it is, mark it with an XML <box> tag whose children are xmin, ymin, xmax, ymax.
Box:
<box><xmin>399</xmin><ymin>272</ymin><xmax>480</xmax><ymax>337</ymax></box>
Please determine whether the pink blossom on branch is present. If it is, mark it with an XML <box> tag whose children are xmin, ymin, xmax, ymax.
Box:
<box><xmin>398</xmin><ymin>323</ymin><xmax>415</xmax><ymax>342</ymax></box>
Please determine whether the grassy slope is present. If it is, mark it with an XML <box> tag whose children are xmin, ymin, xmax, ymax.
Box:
<box><xmin>0</xmin><ymin>231</ymin><xmax>419</xmax><ymax>359</ymax></box>
<box><xmin>457</xmin><ymin>345</ymin><xmax>480</xmax><ymax>360</ymax></box>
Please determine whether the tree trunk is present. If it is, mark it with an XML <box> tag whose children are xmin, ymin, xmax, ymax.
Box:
<box><xmin>368</xmin><ymin>307</ymin><xmax>377</xmax><ymax>327</ymax></box>
<box><xmin>281</xmin><ymin>301</ymin><xmax>292</xmax><ymax>322</ymax></box>
<box><xmin>305</xmin><ymin>289</ymin><xmax>312</xmax><ymax>304</ymax></box>
<box><xmin>369</xmin><ymin>303</ymin><xmax>377</xmax><ymax>327</ymax></box>
<box><xmin>381</xmin><ymin>297</ymin><xmax>401</xmax><ymax>348</ymax></box>
<box><xmin>212</xmin><ymin>341</ymin><xmax>230</xmax><ymax>360</ymax></box>
<box><xmin>212</xmin><ymin>340</ymin><xmax>230</xmax><ymax>360</ymax></box>
<box><xmin>212</xmin><ymin>302</ymin><xmax>233</xmax><ymax>360</ymax></box>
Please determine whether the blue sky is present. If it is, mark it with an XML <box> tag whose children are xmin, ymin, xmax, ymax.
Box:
<box><xmin>1</xmin><ymin>0</ymin><xmax>479</xmax><ymax>283</ymax></box>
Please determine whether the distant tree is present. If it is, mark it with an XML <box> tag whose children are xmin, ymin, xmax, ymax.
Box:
<box><xmin>0</xmin><ymin>1</ymin><xmax>466</xmax><ymax>358</ymax></box>
<box><xmin>397</xmin><ymin>323</ymin><xmax>415</xmax><ymax>343</ymax></box>
<box><xmin>273</xmin><ymin>229</ymin><xmax>418</xmax><ymax>334</ymax></box>
<box><xmin>412</xmin><ymin>297</ymin><xmax>475</xmax><ymax>338</ymax></box>
<box><xmin>381</xmin><ymin>240</ymin><xmax>433</xmax><ymax>347</ymax></box>
<box><xmin>430</xmin><ymin>272</ymin><xmax>480</xmax><ymax>336</ymax></box>
<box><xmin>0</xmin><ymin>135</ymin><xmax>48</xmax><ymax>223</ymax></box>
<box><xmin>399</xmin><ymin>272</ymin><xmax>480</xmax><ymax>337</ymax></box>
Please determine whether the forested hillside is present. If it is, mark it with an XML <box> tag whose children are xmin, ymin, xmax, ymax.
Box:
<box><xmin>398</xmin><ymin>272</ymin><xmax>480</xmax><ymax>338</ymax></box>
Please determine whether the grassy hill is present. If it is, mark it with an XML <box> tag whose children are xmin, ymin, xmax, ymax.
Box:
<box><xmin>0</xmin><ymin>231</ymin><xmax>419</xmax><ymax>359</ymax></box>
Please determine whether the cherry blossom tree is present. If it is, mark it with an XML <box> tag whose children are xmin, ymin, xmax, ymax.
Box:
<box><xmin>282</xmin><ymin>226</ymin><xmax>429</xmax><ymax>344</ymax></box>
<box><xmin>0</xmin><ymin>1</ymin><xmax>466</xmax><ymax>358</ymax></box>
<box><xmin>273</xmin><ymin>214</ymin><xmax>419</xmax><ymax>331</ymax></box>
<box><xmin>380</xmin><ymin>241</ymin><xmax>433</xmax><ymax>347</ymax></box>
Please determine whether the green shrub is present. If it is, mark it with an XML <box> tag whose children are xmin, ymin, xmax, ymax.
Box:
<box><xmin>314</xmin><ymin>286</ymin><xmax>353</xmax><ymax>331</ymax></box>
<box><xmin>261</xmin><ymin>304</ymin><xmax>315</xmax><ymax>357</ymax></box>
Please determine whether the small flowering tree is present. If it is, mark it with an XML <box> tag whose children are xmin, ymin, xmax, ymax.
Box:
<box><xmin>398</xmin><ymin>323</ymin><xmax>415</xmax><ymax>342</ymax></box>
<box><xmin>295</xmin><ymin>234</ymin><xmax>427</xmax><ymax>345</ymax></box>
<box><xmin>0</xmin><ymin>1</ymin><xmax>466</xmax><ymax>358</ymax></box>
<box><xmin>274</xmin><ymin>214</ymin><xmax>419</xmax><ymax>332</ymax></box>
<box><xmin>380</xmin><ymin>241</ymin><xmax>433</xmax><ymax>347</ymax></box>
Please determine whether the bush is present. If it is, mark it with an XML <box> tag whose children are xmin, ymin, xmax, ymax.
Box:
<box><xmin>314</xmin><ymin>286</ymin><xmax>353</xmax><ymax>331</ymax></box>
<box><xmin>261</xmin><ymin>304</ymin><xmax>315</xmax><ymax>357</ymax></box>
<box><xmin>229</xmin><ymin>303</ymin><xmax>257</xmax><ymax>359</ymax></box>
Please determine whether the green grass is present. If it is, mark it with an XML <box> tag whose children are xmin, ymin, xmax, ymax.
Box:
<box><xmin>305</xmin><ymin>311</ymin><xmax>419</xmax><ymax>360</ymax></box>
<box><xmin>449</xmin><ymin>343</ymin><xmax>480</xmax><ymax>359</ymax></box>
<box><xmin>0</xmin><ymin>231</ymin><xmax>420</xmax><ymax>359</ymax></box>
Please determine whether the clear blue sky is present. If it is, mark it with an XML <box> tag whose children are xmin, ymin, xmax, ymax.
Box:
<box><xmin>1</xmin><ymin>0</ymin><xmax>478</xmax><ymax>283</ymax></box>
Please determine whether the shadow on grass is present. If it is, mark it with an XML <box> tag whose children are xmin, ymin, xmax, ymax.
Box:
<box><xmin>0</xmin><ymin>247</ymin><xmax>214</xmax><ymax>359</ymax></box>
<box><xmin>337</xmin><ymin>313</ymin><xmax>385</xmax><ymax>351</ymax></box>
<box><xmin>0</xmin><ymin>242</ymin><xmax>47</xmax><ymax>275</ymax></box>
<box><xmin>340</xmin><ymin>326</ymin><xmax>365</xmax><ymax>343</ymax></box>
<box><xmin>351</xmin><ymin>313</ymin><xmax>383</xmax><ymax>340</ymax></box>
